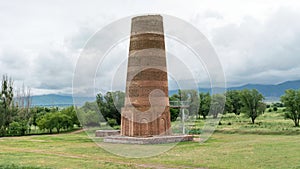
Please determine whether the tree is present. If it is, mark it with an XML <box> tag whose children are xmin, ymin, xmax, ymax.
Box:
<box><xmin>61</xmin><ymin>106</ymin><xmax>80</xmax><ymax>128</ymax></box>
<box><xmin>8</xmin><ymin>121</ymin><xmax>21</xmax><ymax>136</ymax></box>
<box><xmin>37</xmin><ymin>113</ymin><xmax>55</xmax><ymax>133</ymax></box>
<box><xmin>0</xmin><ymin>75</ymin><xmax>15</xmax><ymax>136</ymax></box>
<box><xmin>96</xmin><ymin>91</ymin><xmax>124</xmax><ymax>125</ymax></box>
<box><xmin>15</xmin><ymin>84</ymin><xmax>32</xmax><ymax>135</ymax></box>
<box><xmin>225</xmin><ymin>90</ymin><xmax>243</xmax><ymax>115</ymax></box>
<box><xmin>178</xmin><ymin>90</ymin><xmax>199</xmax><ymax>117</ymax></box>
<box><xmin>169</xmin><ymin>94</ymin><xmax>180</xmax><ymax>121</ymax></box>
<box><xmin>51</xmin><ymin>112</ymin><xmax>72</xmax><ymax>133</ymax></box>
<box><xmin>37</xmin><ymin>111</ymin><xmax>72</xmax><ymax>134</ymax></box>
<box><xmin>198</xmin><ymin>92</ymin><xmax>211</xmax><ymax>119</ymax></box>
<box><xmin>280</xmin><ymin>89</ymin><xmax>300</xmax><ymax>127</ymax></box>
<box><xmin>210</xmin><ymin>94</ymin><xmax>225</xmax><ymax>118</ymax></box>
<box><xmin>240</xmin><ymin>89</ymin><xmax>265</xmax><ymax>124</ymax></box>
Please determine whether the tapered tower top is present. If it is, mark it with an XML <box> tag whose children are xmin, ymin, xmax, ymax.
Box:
<box><xmin>131</xmin><ymin>15</ymin><xmax>164</xmax><ymax>35</ymax></box>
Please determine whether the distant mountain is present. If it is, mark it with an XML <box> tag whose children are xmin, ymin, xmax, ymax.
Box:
<box><xmin>229</xmin><ymin>80</ymin><xmax>300</xmax><ymax>97</ymax></box>
<box><xmin>31</xmin><ymin>94</ymin><xmax>95</xmax><ymax>107</ymax></box>
<box><xmin>32</xmin><ymin>80</ymin><xmax>300</xmax><ymax>107</ymax></box>
<box><xmin>169</xmin><ymin>80</ymin><xmax>300</xmax><ymax>101</ymax></box>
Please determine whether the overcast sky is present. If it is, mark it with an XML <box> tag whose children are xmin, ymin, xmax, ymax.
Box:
<box><xmin>1</xmin><ymin>0</ymin><xmax>300</xmax><ymax>96</ymax></box>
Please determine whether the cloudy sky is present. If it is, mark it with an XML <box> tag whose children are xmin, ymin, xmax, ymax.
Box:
<box><xmin>1</xmin><ymin>0</ymin><xmax>300</xmax><ymax>96</ymax></box>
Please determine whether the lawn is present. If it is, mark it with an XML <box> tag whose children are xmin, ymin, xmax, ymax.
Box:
<box><xmin>0</xmin><ymin>111</ymin><xmax>299</xmax><ymax>169</ymax></box>
<box><xmin>0</xmin><ymin>130</ymin><xmax>299</xmax><ymax>169</ymax></box>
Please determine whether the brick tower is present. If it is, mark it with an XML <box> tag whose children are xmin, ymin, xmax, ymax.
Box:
<box><xmin>121</xmin><ymin>15</ymin><xmax>171</xmax><ymax>137</ymax></box>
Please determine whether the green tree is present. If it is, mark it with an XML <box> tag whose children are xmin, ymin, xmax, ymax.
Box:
<box><xmin>198</xmin><ymin>92</ymin><xmax>211</xmax><ymax>119</ymax></box>
<box><xmin>210</xmin><ymin>94</ymin><xmax>225</xmax><ymax>119</ymax></box>
<box><xmin>37</xmin><ymin>112</ymin><xmax>72</xmax><ymax>134</ymax></box>
<box><xmin>96</xmin><ymin>91</ymin><xmax>124</xmax><ymax>125</ymax></box>
<box><xmin>179</xmin><ymin>90</ymin><xmax>199</xmax><ymax>117</ymax></box>
<box><xmin>61</xmin><ymin>106</ymin><xmax>80</xmax><ymax>128</ymax></box>
<box><xmin>37</xmin><ymin>113</ymin><xmax>55</xmax><ymax>133</ymax></box>
<box><xmin>169</xmin><ymin>94</ymin><xmax>180</xmax><ymax>121</ymax></box>
<box><xmin>15</xmin><ymin>84</ymin><xmax>32</xmax><ymax>135</ymax></box>
<box><xmin>8</xmin><ymin>121</ymin><xmax>21</xmax><ymax>136</ymax></box>
<box><xmin>280</xmin><ymin>89</ymin><xmax>300</xmax><ymax>127</ymax></box>
<box><xmin>0</xmin><ymin>75</ymin><xmax>15</xmax><ymax>136</ymax></box>
<box><xmin>225</xmin><ymin>90</ymin><xmax>243</xmax><ymax>115</ymax></box>
<box><xmin>77</xmin><ymin>109</ymin><xmax>101</xmax><ymax>127</ymax></box>
<box><xmin>240</xmin><ymin>89</ymin><xmax>265</xmax><ymax>124</ymax></box>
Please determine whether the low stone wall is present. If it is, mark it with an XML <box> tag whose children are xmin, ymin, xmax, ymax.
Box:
<box><xmin>95</xmin><ymin>130</ymin><xmax>120</xmax><ymax>137</ymax></box>
<box><xmin>103</xmin><ymin>135</ymin><xmax>193</xmax><ymax>144</ymax></box>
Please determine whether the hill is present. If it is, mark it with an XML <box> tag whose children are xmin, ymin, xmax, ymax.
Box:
<box><xmin>31</xmin><ymin>94</ymin><xmax>95</xmax><ymax>107</ymax></box>
<box><xmin>32</xmin><ymin>80</ymin><xmax>300</xmax><ymax>106</ymax></box>
<box><xmin>170</xmin><ymin>80</ymin><xmax>300</xmax><ymax>101</ymax></box>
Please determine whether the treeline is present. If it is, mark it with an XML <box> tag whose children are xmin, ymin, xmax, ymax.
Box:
<box><xmin>1</xmin><ymin>74</ymin><xmax>299</xmax><ymax>137</ymax></box>
<box><xmin>0</xmin><ymin>75</ymin><xmax>80</xmax><ymax>136</ymax></box>
<box><xmin>93</xmin><ymin>89</ymin><xmax>265</xmax><ymax>125</ymax></box>
<box><xmin>95</xmin><ymin>88</ymin><xmax>300</xmax><ymax>127</ymax></box>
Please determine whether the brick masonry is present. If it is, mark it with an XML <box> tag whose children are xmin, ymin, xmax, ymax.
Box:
<box><xmin>121</xmin><ymin>15</ymin><xmax>172</xmax><ymax>137</ymax></box>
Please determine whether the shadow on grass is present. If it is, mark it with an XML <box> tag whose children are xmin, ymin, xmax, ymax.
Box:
<box><xmin>214</xmin><ymin>128</ymin><xmax>300</xmax><ymax>135</ymax></box>
<box><xmin>0</xmin><ymin>128</ymin><xmax>84</xmax><ymax>138</ymax></box>
<box><xmin>0</xmin><ymin>164</ymin><xmax>51</xmax><ymax>169</ymax></box>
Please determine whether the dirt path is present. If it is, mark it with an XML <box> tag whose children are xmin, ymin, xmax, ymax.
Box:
<box><xmin>70</xmin><ymin>128</ymin><xmax>86</xmax><ymax>134</ymax></box>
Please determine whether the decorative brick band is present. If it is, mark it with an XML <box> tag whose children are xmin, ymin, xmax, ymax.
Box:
<box><xmin>129</xmin><ymin>33</ymin><xmax>165</xmax><ymax>51</ymax></box>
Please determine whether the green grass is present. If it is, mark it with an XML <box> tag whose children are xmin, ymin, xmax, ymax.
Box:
<box><xmin>0</xmin><ymin>111</ymin><xmax>299</xmax><ymax>169</ymax></box>
<box><xmin>214</xmin><ymin>111</ymin><xmax>300</xmax><ymax>135</ymax></box>
<box><xmin>0</xmin><ymin>130</ymin><xmax>299</xmax><ymax>168</ymax></box>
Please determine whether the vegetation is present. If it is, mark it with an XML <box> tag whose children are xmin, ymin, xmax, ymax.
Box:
<box><xmin>198</xmin><ymin>92</ymin><xmax>210</xmax><ymax>119</ymax></box>
<box><xmin>1</xmin><ymin>74</ymin><xmax>300</xmax><ymax>168</ymax></box>
<box><xmin>0</xmin><ymin>127</ymin><xmax>299</xmax><ymax>169</ymax></box>
<box><xmin>225</xmin><ymin>90</ymin><xmax>243</xmax><ymax>115</ymax></box>
<box><xmin>169</xmin><ymin>94</ymin><xmax>180</xmax><ymax>121</ymax></box>
<box><xmin>0</xmin><ymin>75</ymin><xmax>80</xmax><ymax>136</ymax></box>
<box><xmin>96</xmin><ymin>91</ymin><xmax>124</xmax><ymax>125</ymax></box>
<box><xmin>239</xmin><ymin>89</ymin><xmax>266</xmax><ymax>124</ymax></box>
<box><xmin>36</xmin><ymin>106</ymin><xmax>79</xmax><ymax>134</ymax></box>
<box><xmin>210</xmin><ymin>94</ymin><xmax>225</xmax><ymax>118</ymax></box>
<box><xmin>281</xmin><ymin>89</ymin><xmax>300</xmax><ymax>127</ymax></box>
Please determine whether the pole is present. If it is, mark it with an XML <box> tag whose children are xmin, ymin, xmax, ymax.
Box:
<box><xmin>182</xmin><ymin>108</ymin><xmax>185</xmax><ymax>134</ymax></box>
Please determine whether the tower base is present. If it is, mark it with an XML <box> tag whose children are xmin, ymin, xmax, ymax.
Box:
<box><xmin>103</xmin><ymin>135</ymin><xmax>193</xmax><ymax>144</ymax></box>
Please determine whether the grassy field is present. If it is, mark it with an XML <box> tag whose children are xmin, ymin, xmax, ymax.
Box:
<box><xmin>0</xmin><ymin>111</ymin><xmax>300</xmax><ymax>169</ymax></box>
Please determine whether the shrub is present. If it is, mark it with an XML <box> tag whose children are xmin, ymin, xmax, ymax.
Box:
<box><xmin>107</xmin><ymin>118</ymin><xmax>118</xmax><ymax>127</ymax></box>
<box><xmin>8</xmin><ymin>121</ymin><xmax>21</xmax><ymax>136</ymax></box>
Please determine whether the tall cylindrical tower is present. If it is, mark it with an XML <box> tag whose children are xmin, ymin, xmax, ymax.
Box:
<box><xmin>121</xmin><ymin>15</ymin><xmax>171</xmax><ymax>137</ymax></box>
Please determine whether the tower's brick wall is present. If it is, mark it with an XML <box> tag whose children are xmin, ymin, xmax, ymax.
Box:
<box><xmin>121</xmin><ymin>15</ymin><xmax>171</xmax><ymax>137</ymax></box>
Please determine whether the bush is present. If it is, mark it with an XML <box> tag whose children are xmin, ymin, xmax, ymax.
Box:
<box><xmin>188</xmin><ymin>129</ymin><xmax>201</xmax><ymax>134</ymax></box>
<box><xmin>107</xmin><ymin>118</ymin><xmax>118</xmax><ymax>127</ymax></box>
<box><xmin>273</xmin><ymin>107</ymin><xmax>278</xmax><ymax>111</ymax></box>
<box><xmin>8</xmin><ymin>121</ymin><xmax>21</xmax><ymax>136</ymax></box>
<box><xmin>170</xmin><ymin>108</ymin><xmax>180</xmax><ymax>121</ymax></box>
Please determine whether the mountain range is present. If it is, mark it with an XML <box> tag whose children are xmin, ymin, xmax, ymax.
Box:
<box><xmin>31</xmin><ymin>80</ymin><xmax>300</xmax><ymax>107</ymax></box>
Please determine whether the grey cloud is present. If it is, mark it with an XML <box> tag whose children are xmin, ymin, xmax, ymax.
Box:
<box><xmin>1</xmin><ymin>1</ymin><xmax>300</xmax><ymax>96</ymax></box>
<box><xmin>212</xmin><ymin>7</ymin><xmax>300</xmax><ymax>85</ymax></box>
